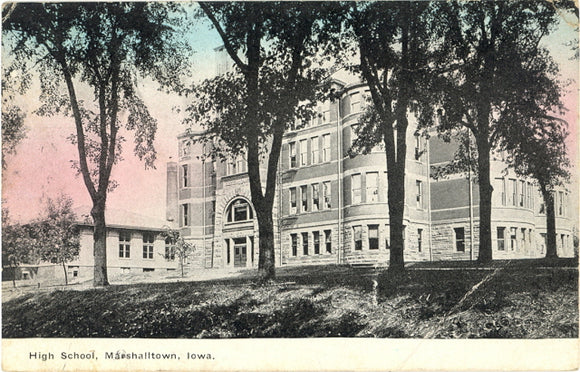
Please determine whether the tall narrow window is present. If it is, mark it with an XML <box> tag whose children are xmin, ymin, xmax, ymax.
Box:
<box><xmin>165</xmin><ymin>238</ymin><xmax>175</xmax><ymax>260</ymax></box>
<box><xmin>519</xmin><ymin>180</ymin><xmax>525</xmax><ymax>207</ymax></box>
<box><xmin>353</xmin><ymin>226</ymin><xmax>363</xmax><ymax>250</ymax></box>
<box><xmin>226</xmin><ymin>158</ymin><xmax>236</xmax><ymax>175</ymax></box>
<box><xmin>510</xmin><ymin>179</ymin><xmax>517</xmax><ymax>206</ymax></box>
<box><xmin>322</xmin><ymin>134</ymin><xmax>331</xmax><ymax>162</ymax></box>
<box><xmin>454</xmin><ymin>227</ymin><xmax>465</xmax><ymax>252</ymax></box>
<box><xmin>181</xmin><ymin>204</ymin><xmax>190</xmax><ymax>227</ymax></box>
<box><xmin>300</xmin><ymin>139</ymin><xmax>308</xmax><ymax>166</ymax></box>
<box><xmin>323</xmin><ymin>181</ymin><xmax>331</xmax><ymax>209</ymax></box>
<box><xmin>289</xmin><ymin>188</ymin><xmax>297</xmax><ymax>214</ymax></box>
<box><xmin>312</xmin><ymin>183</ymin><xmax>320</xmax><ymax>211</ymax></box>
<box><xmin>352</xmin><ymin>174</ymin><xmax>361</xmax><ymax>204</ymax></box>
<box><xmin>313</xmin><ymin>231</ymin><xmax>320</xmax><ymax>255</ymax></box>
<box><xmin>302</xmin><ymin>232</ymin><xmax>309</xmax><ymax>255</ymax></box>
<box><xmin>225</xmin><ymin>239</ymin><xmax>230</xmax><ymax>264</ymax></box>
<box><xmin>325</xmin><ymin>230</ymin><xmax>332</xmax><ymax>253</ymax></box>
<box><xmin>417</xmin><ymin>228</ymin><xmax>423</xmax><ymax>252</ymax></box>
<box><xmin>414</xmin><ymin>134</ymin><xmax>423</xmax><ymax>161</ymax></box>
<box><xmin>497</xmin><ymin>227</ymin><xmax>505</xmax><ymax>251</ymax></box>
<box><xmin>558</xmin><ymin>191</ymin><xmax>564</xmax><ymax>216</ymax></box>
<box><xmin>497</xmin><ymin>178</ymin><xmax>506</xmax><ymax>206</ymax></box>
<box><xmin>539</xmin><ymin>192</ymin><xmax>545</xmax><ymax>214</ymax></box>
<box><xmin>350</xmin><ymin>92</ymin><xmax>361</xmax><ymax>113</ymax></box>
<box><xmin>366</xmin><ymin>172</ymin><xmax>379</xmax><ymax>203</ymax></box>
<box><xmin>289</xmin><ymin>142</ymin><xmax>297</xmax><ymax>168</ymax></box>
<box><xmin>236</xmin><ymin>157</ymin><xmax>244</xmax><ymax>173</ymax></box>
<box><xmin>510</xmin><ymin>227</ymin><xmax>517</xmax><ymax>251</ymax></box>
<box><xmin>291</xmin><ymin>234</ymin><xmax>298</xmax><ymax>256</ymax></box>
<box><xmin>369</xmin><ymin>225</ymin><xmax>379</xmax><ymax>250</ymax></box>
<box><xmin>119</xmin><ymin>231</ymin><xmax>131</xmax><ymax>258</ymax></box>
<box><xmin>181</xmin><ymin>164</ymin><xmax>189</xmax><ymax>188</ymax></box>
<box><xmin>416</xmin><ymin>180</ymin><xmax>423</xmax><ymax>209</ymax></box>
<box><xmin>311</xmin><ymin>136</ymin><xmax>319</xmax><ymax>165</ymax></box>
<box><xmin>301</xmin><ymin>185</ymin><xmax>308</xmax><ymax>212</ymax></box>
<box><xmin>143</xmin><ymin>232</ymin><xmax>154</xmax><ymax>259</ymax></box>
<box><xmin>350</xmin><ymin>125</ymin><xmax>359</xmax><ymax>147</ymax></box>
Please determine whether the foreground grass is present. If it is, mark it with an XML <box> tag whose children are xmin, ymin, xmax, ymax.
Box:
<box><xmin>3</xmin><ymin>260</ymin><xmax>577</xmax><ymax>338</ymax></box>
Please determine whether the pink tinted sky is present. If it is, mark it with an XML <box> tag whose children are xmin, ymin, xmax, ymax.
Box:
<box><xmin>2</xmin><ymin>13</ymin><xmax>578</xmax><ymax>224</ymax></box>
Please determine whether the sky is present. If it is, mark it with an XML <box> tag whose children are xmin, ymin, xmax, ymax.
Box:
<box><xmin>1</xmin><ymin>5</ymin><xmax>578</xmax><ymax>224</ymax></box>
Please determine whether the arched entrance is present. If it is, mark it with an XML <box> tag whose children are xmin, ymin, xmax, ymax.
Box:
<box><xmin>222</xmin><ymin>197</ymin><xmax>256</xmax><ymax>268</ymax></box>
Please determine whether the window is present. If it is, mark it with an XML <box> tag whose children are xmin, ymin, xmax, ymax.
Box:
<box><xmin>226</xmin><ymin>199</ymin><xmax>253</xmax><ymax>223</ymax></box>
<box><xmin>527</xmin><ymin>182</ymin><xmax>533</xmax><ymax>209</ymax></box>
<box><xmin>311</xmin><ymin>136</ymin><xmax>319</xmax><ymax>165</ymax></box>
<box><xmin>352</xmin><ymin>174</ymin><xmax>361</xmax><ymax>204</ymax></box>
<box><xmin>313</xmin><ymin>231</ymin><xmax>320</xmax><ymax>255</ymax></box>
<box><xmin>181</xmin><ymin>203</ymin><xmax>190</xmax><ymax>227</ymax></box>
<box><xmin>350</xmin><ymin>92</ymin><xmax>361</xmax><ymax>113</ymax></box>
<box><xmin>519</xmin><ymin>180</ymin><xmax>525</xmax><ymax>207</ymax></box>
<box><xmin>181</xmin><ymin>164</ymin><xmax>189</xmax><ymax>188</ymax></box>
<box><xmin>497</xmin><ymin>227</ymin><xmax>505</xmax><ymax>251</ymax></box>
<box><xmin>416</xmin><ymin>180</ymin><xmax>423</xmax><ymax>209</ymax></box>
<box><xmin>353</xmin><ymin>226</ymin><xmax>362</xmax><ymax>250</ymax></box>
<box><xmin>510</xmin><ymin>227</ymin><xmax>517</xmax><ymax>251</ymax></box>
<box><xmin>227</xmin><ymin>158</ymin><xmax>236</xmax><ymax>175</ymax></box>
<box><xmin>510</xmin><ymin>179</ymin><xmax>517</xmax><ymax>206</ymax></box>
<box><xmin>325</xmin><ymin>230</ymin><xmax>332</xmax><ymax>253</ymax></box>
<box><xmin>385</xmin><ymin>225</ymin><xmax>390</xmax><ymax>250</ymax></box>
<box><xmin>119</xmin><ymin>231</ymin><xmax>131</xmax><ymax>258</ymax></box>
<box><xmin>302</xmin><ymin>232</ymin><xmax>309</xmax><ymax>255</ymax></box>
<box><xmin>540</xmin><ymin>233</ymin><xmax>547</xmax><ymax>254</ymax></box>
<box><xmin>366</xmin><ymin>172</ymin><xmax>379</xmax><ymax>203</ymax></box>
<box><xmin>312</xmin><ymin>183</ymin><xmax>320</xmax><ymax>211</ymax></box>
<box><xmin>143</xmin><ymin>268</ymin><xmax>155</xmax><ymax>273</ymax></box>
<box><xmin>289</xmin><ymin>142</ymin><xmax>297</xmax><ymax>168</ymax></box>
<box><xmin>521</xmin><ymin>228</ymin><xmax>526</xmax><ymax>249</ymax></box>
<box><xmin>558</xmin><ymin>191</ymin><xmax>564</xmax><ymax>216</ymax></box>
<box><xmin>417</xmin><ymin>228</ymin><xmax>423</xmax><ymax>252</ymax></box>
<box><xmin>142</xmin><ymin>232</ymin><xmax>154</xmax><ymax>259</ymax></box>
<box><xmin>496</xmin><ymin>178</ymin><xmax>506</xmax><ymax>206</ymax></box>
<box><xmin>290</xmin><ymin>188</ymin><xmax>297</xmax><ymax>214</ymax></box>
<box><xmin>455</xmin><ymin>227</ymin><xmax>465</xmax><ymax>252</ymax></box>
<box><xmin>369</xmin><ymin>225</ymin><xmax>379</xmax><ymax>250</ymax></box>
<box><xmin>300</xmin><ymin>139</ymin><xmax>308</xmax><ymax>166</ymax></box>
<box><xmin>350</xmin><ymin>125</ymin><xmax>359</xmax><ymax>147</ymax></box>
<box><xmin>291</xmin><ymin>234</ymin><xmax>298</xmax><ymax>256</ymax></box>
<box><xmin>414</xmin><ymin>134</ymin><xmax>423</xmax><ymax>161</ymax></box>
<box><xmin>539</xmin><ymin>193</ymin><xmax>545</xmax><ymax>214</ymax></box>
<box><xmin>181</xmin><ymin>139</ymin><xmax>191</xmax><ymax>157</ymax></box>
<box><xmin>322</xmin><ymin>134</ymin><xmax>331</xmax><ymax>162</ymax></box>
<box><xmin>236</xmin><ymin>157</ymin><xmax>244</xmax><ymax>173</ymax></box>
<box><xmin>323</xmin><ymin>181</ymin><xmax>331</xmax><ymax>209</ymax></box>
<box><xmin>301</xmin><ymin>185</ymin><xmax>308</xmax><ymax>212</ymax></box>
<box><xmin>165</xmin><ymin>238</ymin><xmax>175</xmax><ymax>260</ymax></box>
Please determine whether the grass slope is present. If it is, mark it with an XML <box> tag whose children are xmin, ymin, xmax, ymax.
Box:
<box><xmin>2</xmin><ymin>260</ymin><xmax>578</xmax><ymax>338</ymax></box>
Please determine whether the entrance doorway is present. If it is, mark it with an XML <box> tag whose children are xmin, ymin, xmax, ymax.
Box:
<box><xmin>233</xmin><ymin>238</ymin><xmax>247</xmax><ymax>267</ymax></box>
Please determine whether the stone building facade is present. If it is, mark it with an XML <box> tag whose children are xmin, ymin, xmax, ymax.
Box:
<box><xmin>166</xmin><ymin>78</ymin><xmax>575</xmax><ymax>269</ymax></box>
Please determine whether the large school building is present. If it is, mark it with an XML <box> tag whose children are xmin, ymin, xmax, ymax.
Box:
<box><xmin>166</xmin><ymin>78</ymin><xmax>575</xmax><ymax>270</ymax></box>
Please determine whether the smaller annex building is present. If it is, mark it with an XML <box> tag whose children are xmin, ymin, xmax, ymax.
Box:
<box><xmin>72</xmin><ymin>207</ymin><xmax>181</xmax><ymax>281</ymax></box>
<box><xmin>3</xmin><ymin>208</ymin><xmax>181</xmax><ymax>284</ymax></box>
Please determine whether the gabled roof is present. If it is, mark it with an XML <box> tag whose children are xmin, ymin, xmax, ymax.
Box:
<box><xmin>74</xmin><ymin>206</ymin><xmax>169</xmax><ymax>232</ymax></box>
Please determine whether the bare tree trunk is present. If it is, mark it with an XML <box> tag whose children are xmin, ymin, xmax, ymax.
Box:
<box><xmin>476</xmin><ymin>135</ymin><xmax>493</xmax><ymax>263</ymax></box>
<box><xmin>542</xmin><ymin>185</ymin><xmax>558</xmax><ymax>258</ymax></box>
<box><xmin>256</xmin><ymin>208</ymin><xmax>276</xmax><ymax>280</ymax></box>
<box><xmin>91</xmin><ymin>204</ymin><xmax>109</xmax><ymax>286</ymax></box>
<box><xmin>62</xmin><ymin>261</ymin><xmax>68</xmax><ymax>286</ymax></box>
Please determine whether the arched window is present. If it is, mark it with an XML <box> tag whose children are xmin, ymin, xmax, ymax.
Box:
<box><xmin>226</xmin><ymin>198</ymin><xmax>254</xmax><ymax>223</ymax></box>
